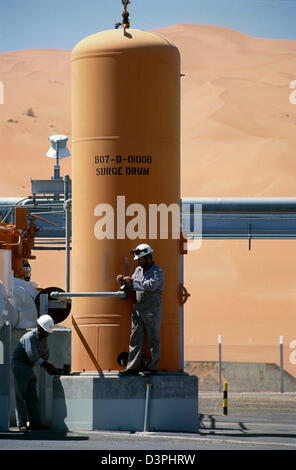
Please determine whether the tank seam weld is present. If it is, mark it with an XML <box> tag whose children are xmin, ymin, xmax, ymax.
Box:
<box><xmin>71</xmin><ymin>52</ymin><xmax>123</xmax><ymax>61</ymax></box>
<box><xmin>72</xmin><ymin>137</ymin><xmax>121</xmax><ymax>143</ymax></box>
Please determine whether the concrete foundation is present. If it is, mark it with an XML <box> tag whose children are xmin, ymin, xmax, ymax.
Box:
<box><xmin>52</xmin><ymin>373</ymin><xmax>198</xmax><ymax>433</ymax></box>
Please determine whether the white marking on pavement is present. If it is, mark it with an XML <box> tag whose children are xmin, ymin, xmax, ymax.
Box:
<box><xmin>74</xmin><ymin>430</ymin><xmax>296</xmax><ymax>448</ymax></box>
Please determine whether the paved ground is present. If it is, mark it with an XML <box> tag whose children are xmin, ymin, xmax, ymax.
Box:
<box><xmin>0</xmin><ymin>415</ymin><xmax>295</xmax><ymax>451</ymax></box>
<box><xmin>199</xmin><ymin>392</ymin><xmax>296</xmax><ymax>423</ymax></box>
<box><xmin>1</xmin><ymin>393</ymin><xmax>295</xmax><ymax>455</ymax></box>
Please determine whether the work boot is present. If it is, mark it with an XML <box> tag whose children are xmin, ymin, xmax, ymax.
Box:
<box><xmin>19</xmin><ymin>425</ymin><xmax>28</xmax><ymax>433</ymax></box>
<box><xmin>118</xmin><ymin>369</ymin><xmax>139</xmax><ymax>377</ymax></box>
<box><xmin>140</xmin><ymin>370</ymin><xmax>157</xmax><ymax>377</ymax></box>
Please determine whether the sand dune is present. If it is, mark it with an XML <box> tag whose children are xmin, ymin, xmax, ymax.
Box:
<box><xmin>1</xmin><ymin>24</ymin><xmax>296</xmax><ymax>377</ymax></box>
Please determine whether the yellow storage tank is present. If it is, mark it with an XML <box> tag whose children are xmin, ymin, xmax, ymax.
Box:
<box><xmin>71</xmin><ymin>28</ymin><xmax>181</xmax><ymax>372</ymax></box>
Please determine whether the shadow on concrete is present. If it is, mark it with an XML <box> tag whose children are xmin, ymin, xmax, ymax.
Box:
<box><xmin>198</xmin><ymin>414</ymin><xmax>296</xmax><ymax>439</ymax></box>
<box><xmin>239</xmin><ymin>421</ymin><xmax>248</xmax><ymax>432</ymax></box>
<box><xmin>199</xmin><ymin>414</ymin><xmax>248</xmax><ymax>432</ymax></box>
<box><xmin>0</xmin><ymin>431</ymin><xmax>89</xmax><ymax>441</ymax></box>
<box><xmin>205</xmin><ymin>431</ymin><xmax>296</xmax><ymax>438</ymax></box>
<box><xmin>51</xmin><ymin>377</ymin><xmax>69</xmax><ymax>431</ymax></box>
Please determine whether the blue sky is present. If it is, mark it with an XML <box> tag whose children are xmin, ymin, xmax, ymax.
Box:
<box><xmin>0</xmin><ymin>0</ymin><xmax>295</xmax><ymax>52</ymax></box>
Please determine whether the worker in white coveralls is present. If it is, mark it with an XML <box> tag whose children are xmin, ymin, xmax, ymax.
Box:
<box><xmin>11</xmin><ymin>314</ymin><xmax>58</xmax><ymax>432</ymax></box>
<box><xmin>117</xmin><ymin>244</ymin><xmax>164</xmax><ymax>377</ymax></box>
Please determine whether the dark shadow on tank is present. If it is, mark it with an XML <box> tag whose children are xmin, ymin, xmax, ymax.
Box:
<box><xmin>72</xmin><ymin>318</ymin><xmax>104</xmax><ymax>377</ymax></box>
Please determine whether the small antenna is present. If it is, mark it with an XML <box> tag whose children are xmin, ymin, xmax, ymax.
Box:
<box><xmin>115</xmin><ymin>0</ymin><xmax>131</xmax><ymax>34</ymax></box>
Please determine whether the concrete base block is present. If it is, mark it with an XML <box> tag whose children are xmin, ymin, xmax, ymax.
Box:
<box><xmin>52</xmin><ymin>373</ymin><xmax>198</xmax><ymax>432</ymax></box>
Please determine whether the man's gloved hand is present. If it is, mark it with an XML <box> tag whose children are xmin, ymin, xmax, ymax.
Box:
<box><xmin>116</xmin><ymin>274</ymin><xmax>124</xmax><ymax>284</ymax></box>
<box><xmin>123</xmin><ymin>276</ymin><xmax>133</xmax><ymax>285</ymax></box>
<box><xmin>41</xmin><ymin>361</ymin><xmax>59</xmax><ymax>375</ymax></box>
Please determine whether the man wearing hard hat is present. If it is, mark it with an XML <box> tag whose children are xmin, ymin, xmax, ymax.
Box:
<box><xmin>117</xmin><ymin>244</ymin><xmax>164</xmax><ymax>377</ymax></box>
<box><xmin>11</xmin><ymin>314</ymin><xmax>58</xmax><ymax>432</ymax></box>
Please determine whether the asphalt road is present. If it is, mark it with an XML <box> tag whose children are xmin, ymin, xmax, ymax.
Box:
<box><xmin>1</xmin><ymin>415</ymin><xmax>296</xmax><ymax>451</ymax></box>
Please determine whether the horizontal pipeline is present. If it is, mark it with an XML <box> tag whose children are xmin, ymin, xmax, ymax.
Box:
<box><xmin>182</xmin><ymin>197</ymin><xmax>296</xmax><ymax>213</ymax></box>
<box><xmin>50</xmin><ymin>291</ymin><xmax>127</xmax><ymax>299</ymax></box>
<box><xmin>33</xmin><ymin>247</ymin><xmax>68</xmax><ymax>251</ymax></box>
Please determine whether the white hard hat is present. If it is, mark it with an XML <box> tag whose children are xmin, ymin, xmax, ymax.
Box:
<box><xmin>37</xmin><ymin>314</ymin><xmax>54</xmax><ymax>333</ymax></box>
<box><xmin>131</xmin><ymin>243</ymin><xmax>154</xmax><ymax>260</ymax></box>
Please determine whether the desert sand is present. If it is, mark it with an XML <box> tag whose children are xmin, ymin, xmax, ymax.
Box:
<box><xmin>1</xmin><ymin>24</ymin><xmax>296</xmax><ymax>377</ymax></box>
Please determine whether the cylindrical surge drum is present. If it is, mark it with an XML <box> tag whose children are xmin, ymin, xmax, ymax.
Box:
<box><xmin>71</xmin><ymin>29</ymin><xmax>181</xmax><ymax>372</ymax></box>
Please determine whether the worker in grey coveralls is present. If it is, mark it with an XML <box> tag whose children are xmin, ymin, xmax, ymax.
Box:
<box><xmin>11</xmin><ymin>314</ymin><xmax>58</xmax><ymax>432</ymax></box>
<box><xmin>117</xmin><ymin>244</ymin><xmax>164</xmax><ymax>377</ymax></box>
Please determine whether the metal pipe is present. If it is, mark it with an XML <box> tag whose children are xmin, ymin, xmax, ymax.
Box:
<box><xmin>0</xmin><ymin>201</ymin><xmax>67</xmax><ymax>207</ymax></box>
<box><xmin>33</xmin><ymin>247</ymin><xmax>68</xmax><ymax>251</ymax></box>
<box><xmin>187</xmin><ymin>235</ymin><xmax>296</xmax><ymax>240</ymax></box>
<box><xmin>180</xmin><ymin>253</ymin><xmax>184</xmax><ymax>371</ymax></box>
<box><xmin>0</xmin><ymin>235</ymin><xmax>21</xmax><ymax>247</ymax></box>
<box><xmin>199</xmin><ymin>215</ymin><xmax>296</xmax><ymax>219</ymax></box>
<box><xmin>35</xmin><ymin>238</ymin><xmax>68</xmax><ymax>240</ymax></box>
<box><xmin>182</xmin><ymin>197</ymin><xmax>296</xmax><ymax>212</ymax></box>
<box><xmin>218</xmin><ymin>334</ymin><xmax>222</xmax><ymax>393</ymax></box>
<box><xmin>3</xmin><ymin>197</ymin><xmax>296</xmax><ymax>211</ymax></box>
<box><xmin>23</xmin><ymin>201</ymin><xmax>66</xmax><ymax>205</ymax></box>
<box><xmin>28</xmin><ymin>211</ymin><xmax>65</xmax><ymax>215</ymax></box>
<box><xmin>34</xmin><ymin>241</ymin><xmax>69</xmax><ymax>245</ymax></box>
<box><xmin>63</xmin><ymin>176</ymin><xmax>71</xmax><ymax>293</ymax></box>
<box><xmin>24</xmin><ymin>202</ymin><xmax>66</xmax><ymax>206</ymax></box>
<box><xmin>280</xmin><ymin>336</ymin><xmax>284</xmax><ymax>393</ymax></box>
<box><xmin>39</xmin><ymin>294</ymin><xmax>49</xmax><ymax>315</ymax></box>
<box><xmin>50</xmin><ymin>291</ymin><xmax>127</xmax><ymax>299</ymax></box>
<box><xmin>0</xmin><ymin>226</ymin><xmax>17</xmax><ymax>231</ymax></box>
<box><xmin>53</xmin><ymin>141</ymin><xmax>61</xmax><ymax>180</ymax></box>
<box><xmin>1</xmin><ymin>197</ymin><xmax>30</xmax><ymax>222</ymax></box>
<box><xmin>143</xmin><ymin>383</ymin><xmax>152</xmax><ymax>433</ymax></box>
<box><xmin>35</xmin><ymin>239</ymin><xmax>69</xmax><ymax>242</ymax></box>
